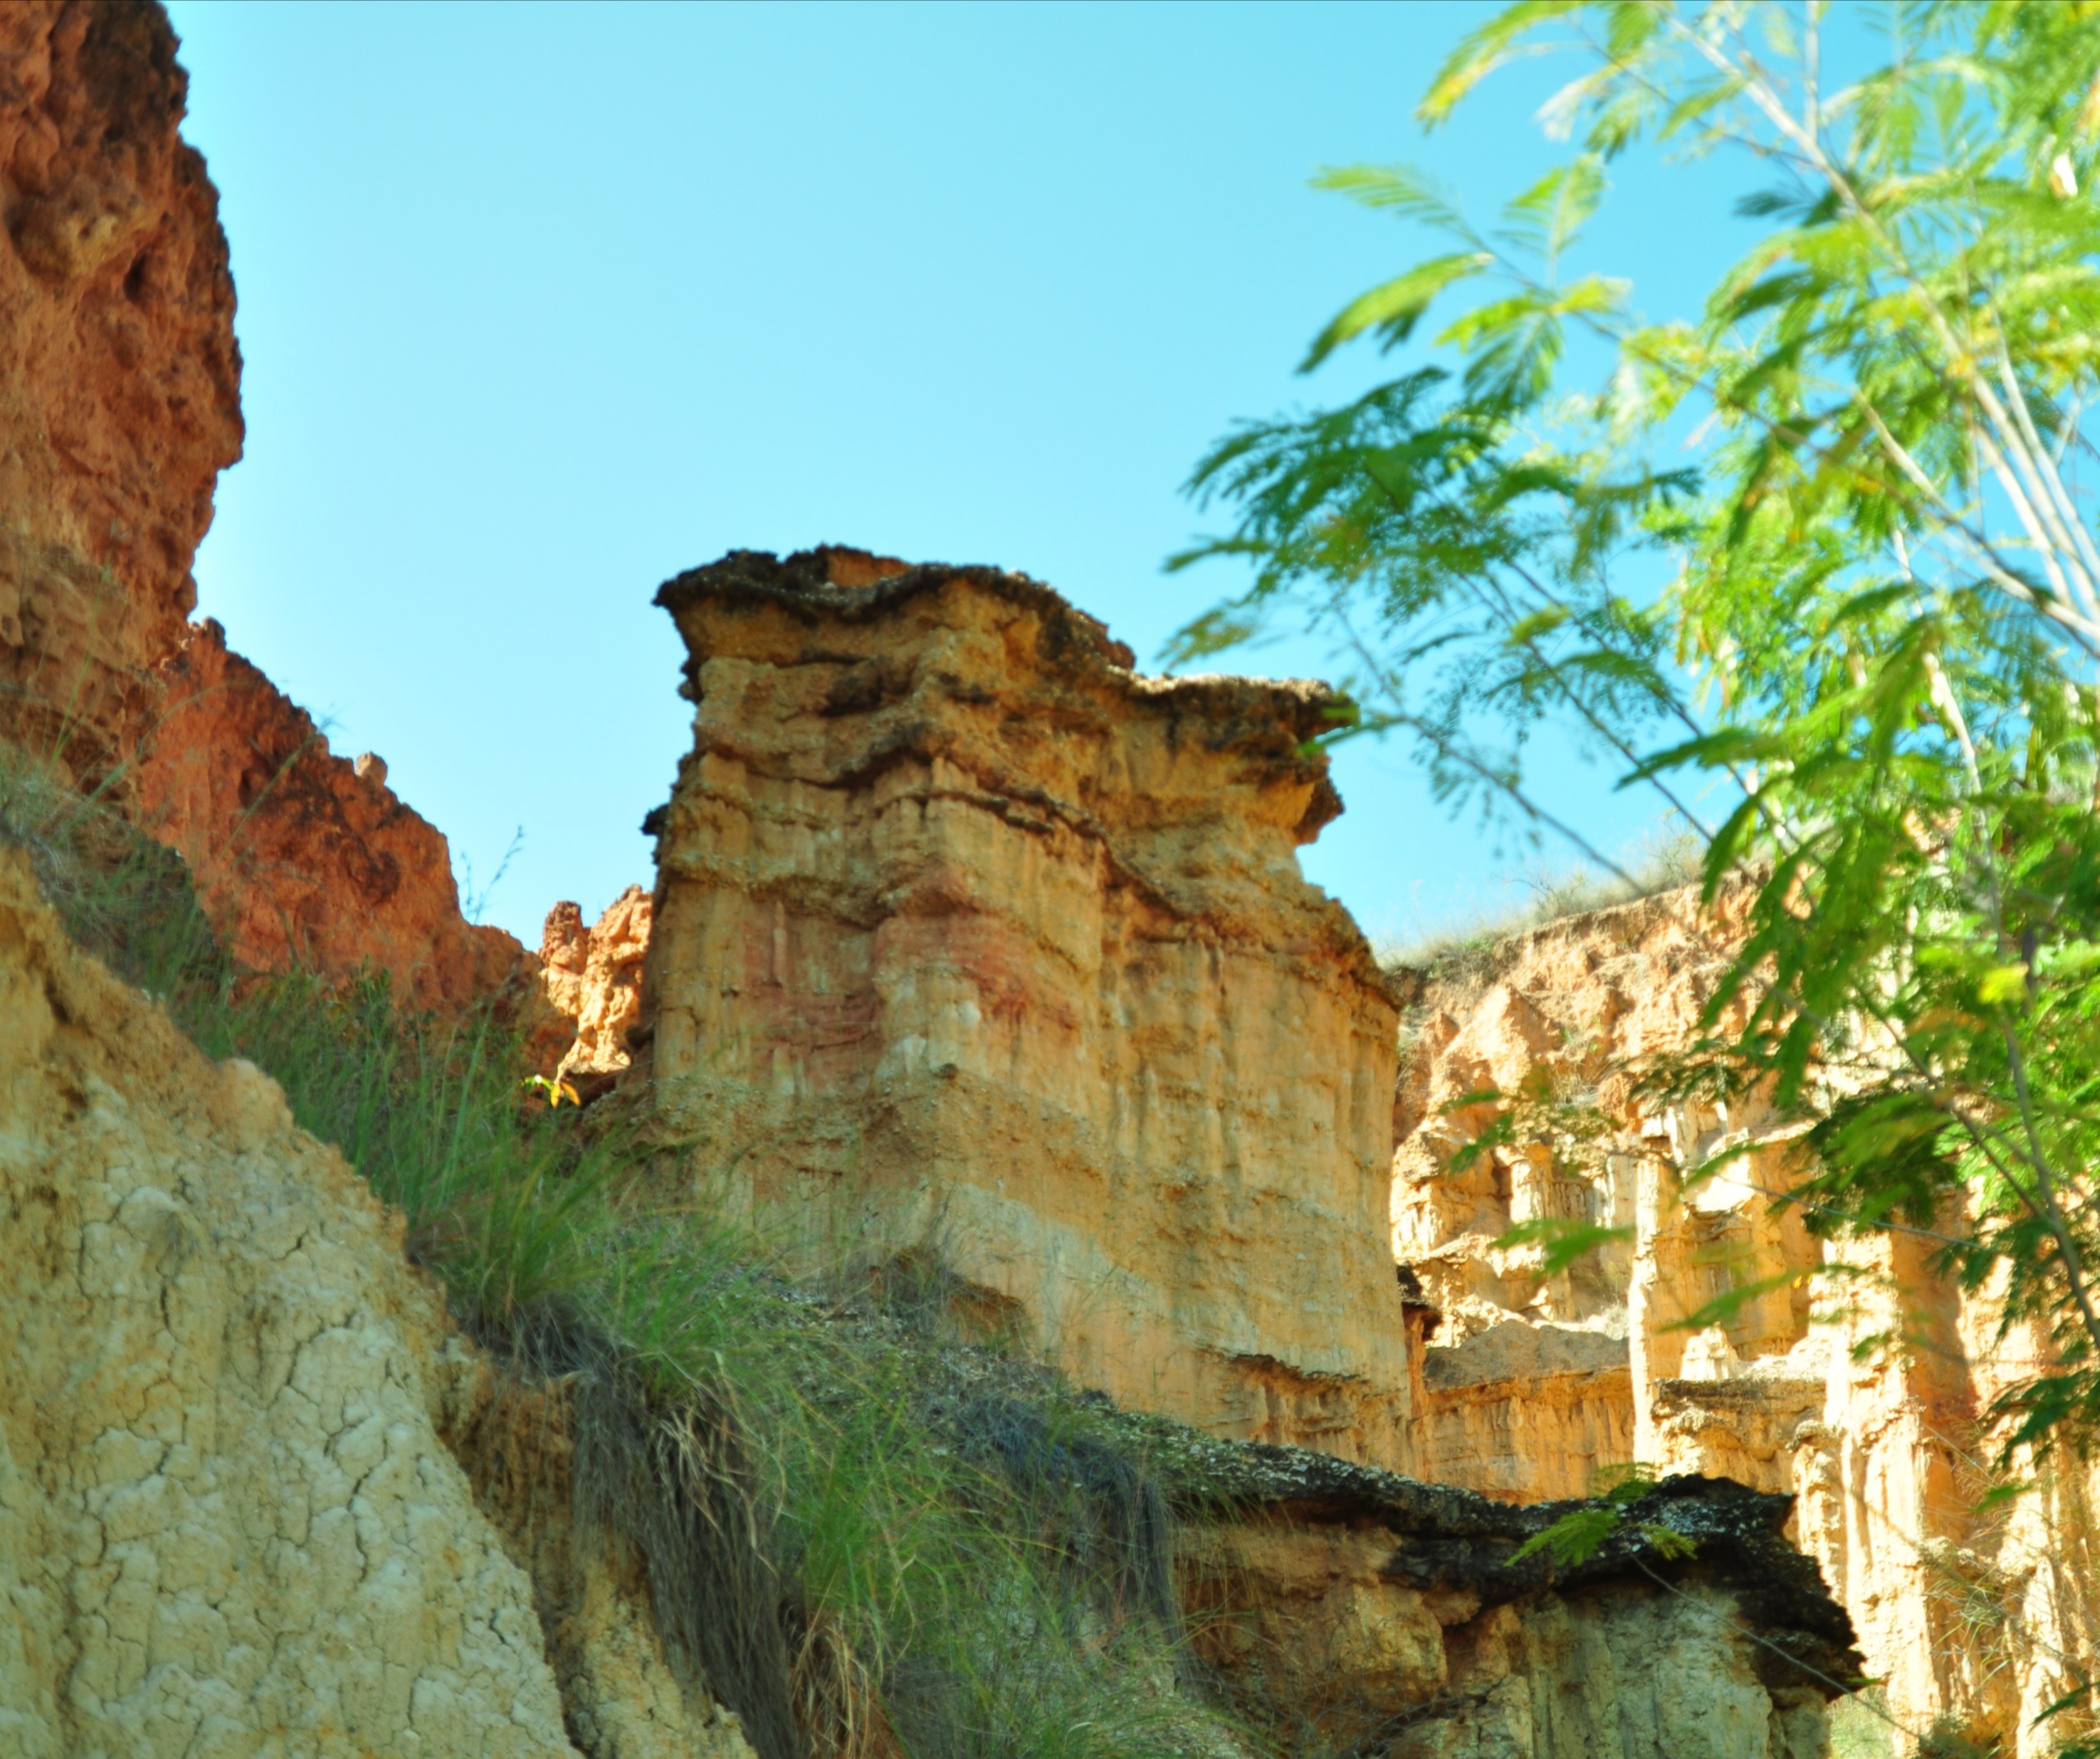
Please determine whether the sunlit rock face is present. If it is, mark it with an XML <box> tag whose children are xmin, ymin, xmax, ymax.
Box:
<box><xmin>0</xmin><ymin>851</ymin><xmax>585</xmax><ymax>1758</ymax></box>
<box><xmin>0</xmin><ymin>0</ymin><xmax>240</xmax><ymax>781</ymax></box>
<box><xmin>541</xmin><ymin>883</ymin><xmax>652</xmax><ymax>1084</ymax></box>
<box><xmin>132</xmin><ymin>618</ymin><xmax>544</xmax><ymax>1014</ymax></box>
<box><xmin>1393</xmin><ymin>884</ymin><xmax>2100</xmax><ymax>1757</ymax></box>
<box><xmin>642</xmin><ymin>545</ymin><xmax>1412</xmax><ymax>1463</ymax></box>
<box><xmin>0</xmin><ymin>4</ymin><xmax>540</xmax><ymax>1017</ymax></box>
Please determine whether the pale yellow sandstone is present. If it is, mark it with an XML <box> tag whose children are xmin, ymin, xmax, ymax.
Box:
<box><xmin>539</xmin><ymin>884</ymin><xmax>653</xmax><ymax>1083</ymax></box>
<box><xmin>1393</xmin><ymin>884</ymin><xmax>2100</xmax><ymax>1756</ymax></box>
<box><xmin>0</xmin><ymin>850</ymin><xmax>575</xmax><ymax>1757</ymax></box>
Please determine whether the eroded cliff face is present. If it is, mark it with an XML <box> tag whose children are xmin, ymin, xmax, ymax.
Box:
<box><xmin>1392</xmin><ymin>892</ymin><xmax>1729</xmax><ymax>1500</ymax></box>
<box><xmin>1176</xmin><ymin>1449</ymin><xmax>1853</xmax><ymax>1759</ymax></box>
<box><xmin>0</xmin><ymin>3</ymin><xmax>538</xmax><ymax>1016</ymax></box>
<box><xmin>0</xmin><ymin>12</ymin><xmax>1883</xmax><ymax>1752</ymax></box>
<box><xmin>1393</xmin><ymin>884</ymin><xmax>2100</xmax><ymax>1755</ymax></box>
<box><xmin>131</xmin><ymin>618</ymin><xmax>538</xmax><ymax>1013</ymax></box>
<box><xmin>0</xmin><ymin>0</ymin><xmax>240</xmax><ymax>782</ymax></box>
<box><xmin>641</xmin><ymin>546</ymin><xmax>1411</xmax><ymax>1463</ymax></box>
<box><xmin>0</xmin><ymin>850</ymin><xmax>572</xmax><ymax>1755</ymax></box>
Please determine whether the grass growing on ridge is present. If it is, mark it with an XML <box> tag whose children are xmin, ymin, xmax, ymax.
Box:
<box><xmin>1378</xmin><ymin>829</ymin><xmax>1704</xmax><ymax>977</ymax></box>
<box><xmin>0</xmin><ymin>740</ymin><xmax>1234</xmax><ymax>1759</ymax></box>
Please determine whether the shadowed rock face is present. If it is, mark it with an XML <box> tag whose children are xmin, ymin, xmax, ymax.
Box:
<box><xmin>642</xmin><ymin>546</ymin><xmax>1413</xmax><ymax>1463</ymax></box>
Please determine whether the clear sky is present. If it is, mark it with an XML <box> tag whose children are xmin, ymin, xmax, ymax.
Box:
<box><xmin>161</xmin><ymin>0</ymin><xmax>1766</xmax><ymax>951</ymax></box>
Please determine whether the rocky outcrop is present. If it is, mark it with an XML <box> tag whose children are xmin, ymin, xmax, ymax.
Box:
<box><xmin>641</xmin><ymin>546</ymin><xmax>1411</xmax><ymax>1464</ymax></box>
<box><xmin>1390</xmin><ymin>892</ymin><xmax>1729</xmax><ymax>1504</ymax></box>
<box><xmin>541</xmin><ymin>884</ymin><xmax>651</xmax><ymax>1085</ymax></box>
<box><xmin>0</xmin><ymin>849</ymin><xmax>576</xmax><ymax>1755</ymax></box>
<box><xmin>0</xmin><ymin>13</ymin><xmax>1905</xmax><ymax>1752</ymax></box>
<box><xmin>0</xmin><ymin>5</ymin><xmax>539</xmax><ymax>1016</ymax></box>
<box><xmin>0</xmin><ymin>0</ymin><xmax>240</xmax><ymax>783</ymax></box>
<box><xmin>1393</xmin><ymin>884</ymin><xmax>2100</xmax><ymax>1755</ymax></box>
<box><xmin>130</xmin><ymin>617</ymin><xmax>539</xmax><ymax>1012</ymax></box>
<box><xmin>0</xmin><ymin>835</ymin><xmax>769</xmax><ymax>1757</ymax></box>
<box><xmin>0</xmin><ymin>801</ymin><xmax>1855</xmax><ymax>1759</ymax></box>
<box><xmin>1174</xmin><ymin>1446</ymin><xmax>1855</xmax><ymax>1757</ymax></box>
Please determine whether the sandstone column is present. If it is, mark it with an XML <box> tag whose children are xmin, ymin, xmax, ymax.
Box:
<box><xmin>642</xmin><ymin>547</ymin><xmax>1412</xmax><ymax>1464</ymax></box>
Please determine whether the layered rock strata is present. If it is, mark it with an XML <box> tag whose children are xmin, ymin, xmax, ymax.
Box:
<box><xmin>641</xmin><ymin>545</ymin><xmax>1411</xmax><ymax>1463</ymax></box>
<box><xmin>0</xmin><ymin>811</ymin><xmax>1855</xmax><ymax>1759</ymax></box>
<box><xmin>1175</xmin><ymin>1445</ymin><xmax>1855</xmax><ymax>1758</ymax></box>
<box><xmin>1393</xmin><ymin>884</ymin><xmax>2100</xmax><ymax>1755</ymax></box>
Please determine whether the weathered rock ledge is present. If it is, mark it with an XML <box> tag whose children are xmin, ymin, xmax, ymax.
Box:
<box><xmin>1165</xmin><ymin>1440</ymin><xmax>1855</xmax><ymax>1757</ymax></box>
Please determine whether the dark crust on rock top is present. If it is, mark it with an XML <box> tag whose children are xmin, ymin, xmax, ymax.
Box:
<box><xmin>654</xmin><ymin>546</ymin><xmax>1349</xmax><ymax>748</ymax></box>
<box><xmin>1158</xmin><ymin>1438</ymin><xmax>1864</xmax><ymax>1700</ymax></box>
<box><xmin>736</xmin><ymin>1279</ymin><xmax>1864</xmax><ymax>1712</ymax></box>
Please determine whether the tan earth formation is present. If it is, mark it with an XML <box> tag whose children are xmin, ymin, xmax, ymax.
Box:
<box><xmin>0</xmin><ymin>847</ymin><xmax>758</xmax><ymax>1759</ymax></box>
<box><xmin>540</xmin><ymin>883</ymin><xmax>651</xmax><ymax>1086</ymax></box>
<box><xmin>1183</xmin><ymin>1449</ymin><xmax>1853</xmax><ymax>1759</ymax></box>
<box><xmin>1391</xmin><ymin>886</ymin><xmax>2100</xmax><ymax>1756</ymax></box>
<box><xmin>637</xmin><ymin>545</ymin><xmax>1412</xmax><ymax>1464</ymax></box>
<box><xmin>0</xmin><ymin>811</ymin><xmax>1853</xmax><ymax>1756</ymax></box>
<box><xmin>0</xmin><ymin>2</ymin><xmax>1931</xmax><ymax>1755</ymax></box>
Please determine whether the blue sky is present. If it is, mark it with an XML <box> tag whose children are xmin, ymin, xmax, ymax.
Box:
<box><xmin>161</xmin><ymin>1</ymin><xmax>1769</xmax><ymax>950</ymax></box>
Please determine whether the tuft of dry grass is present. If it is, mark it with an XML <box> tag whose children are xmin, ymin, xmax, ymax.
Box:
<box><xmin>1378</xmin><ymin>830</ymin><xmax>1706</xmax><ymax>980</ymax></box>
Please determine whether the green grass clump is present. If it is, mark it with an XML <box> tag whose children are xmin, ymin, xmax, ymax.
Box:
<box><xmin>0</xmin><ymin>738</ymin><xmax>1234</xmax><ymax>1759</ymax></box>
